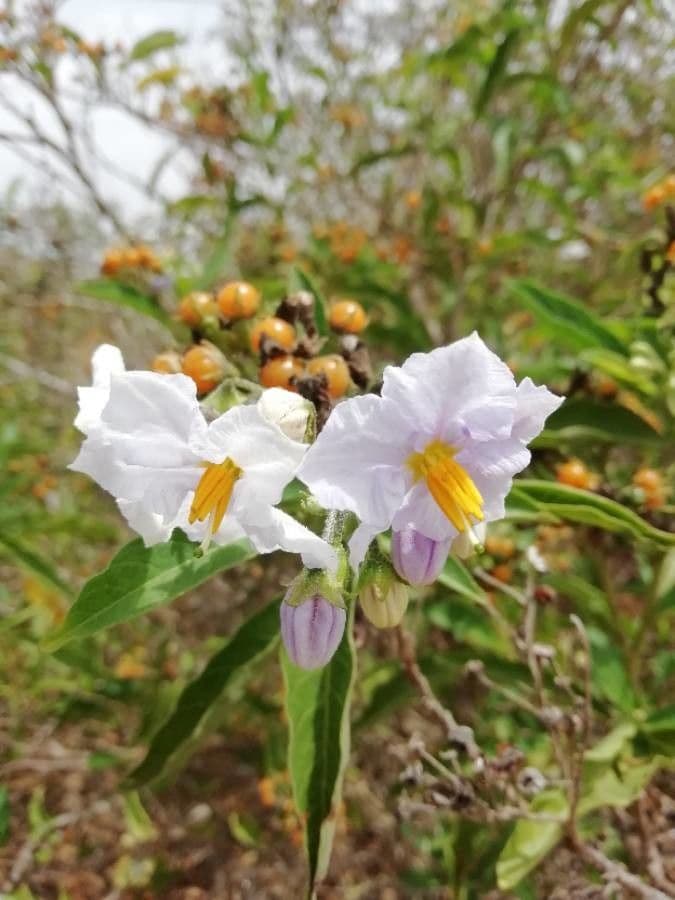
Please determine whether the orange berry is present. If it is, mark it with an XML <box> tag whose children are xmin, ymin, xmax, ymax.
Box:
<box><xmin>257</xmin><ymin>777</ymin><xmax>276</xmax><ymax>808</ymax></box>
<box><xmin>217</xmin><ymin>281</ymin><xmax>261</xmax><ymax>320</ymax></box>
<box><xmin>178</xmin><ymin>292</ymin><xmax>218</xmax><ymax>327</ymax></box>
<box><xmin>405</xmin><ymin>190</ymin><xmax>422</xmax><ymax>210</ymax></box>
<box><xmin>306</xmin><ymin>354</ymin><xmax>351</xmax><ymax>398</ymax></box>
<box><xmin>328</xmin><ymin>299</ymin><xmax>368</xmax><ymax>334</ymax></box>
<box><xmin>645</xmin><ymin>491</ymin><xmax>665</xmax><ymax>511</ymax></box>
<box><xmin>633</xmin><ymin>468</ymin><xmax>662</xmax><ymax>492</ymax></box>
<box><xmin>123</xmin><ymin>246</ymin><xmax>145</xmax><ymax>268</ymax></box>
<box><xmin>643</xmin><ymin>186</ymin><xmax>665</xmax><ymax>211</ymax></box>
<box><xmin>101</xmin><ymin>248</ymin><xmax>124</xmax><ymax>276</ymax></box>
<box><xmin>556</xmin><ymin>459</ymin><xmax>592</xmax><ymax>490</ymax></box>
<box><xmin>491</xmin><ymin>564</ymin><xmax>513</xmax><ymax>584</ymax></box>
<box><xmin>259</xmin><ymin>356</ymin><xmax>304</xmax><ymax>391</ymax></box>
<box><xmin>151</xmin><ymin>351</ymin><xmax>182</xmax><ymax>375</ymax></box>
<box><xmin>485</xmin><ymin>536</ymin><xmax>516</xmax><ymax>560</ymax></box>
<box><xmin>136</xmin><ymin>244</ymin><xmax>162</xmax><ymax>272</ymax></box>
<box><xmin>181</xmin><ymin>344</ymin><xmax>226</xmax><ymax>394</ymax></box>
<box><xmin>667</xmin><ymin>241</ymin><xmax>675</xmax><ymax>264</ymax></box>
<box><xmin>250</xmin><ymin>316</ymin><xmax>296</xmax><ymax>353</ymax></box>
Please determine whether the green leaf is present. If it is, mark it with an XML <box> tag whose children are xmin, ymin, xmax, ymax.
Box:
<box><xmin>194</xmin><ymin>220</ymin><xmax>235</xmax><ymax>290</ymax></box>
<box><xmin>579</xmin><ymin>348</ymin><xmax>657</xmax><ymax>396</ymax></box>
<box><xmin>512</xmin><ymin>480</ymin><xmax>675</xmax><ymax>548</ymax></box>
<box><xmin>130</xmin><ymin>30</ymin><xmax>182</xmax><ymax>62</ymax></box>
<box><xmin>137</xmin><ymin>65</ymin><xmax>182</xmax><ymax>91</ymax></box>
<box><xmin>437</xmin><ymin>556</ymin><xmax>485</xmax><ymax>602</ymax></box>
<box><xmin>641</xmin><ymin>706</ymin><xmax>675</xmax><ymax>736</ymax></box>
<box><xmin>535</xmin><ymin>399</ymin><xmax>662</xmax><ymax>448</ymax></box>
<box><xmin>587</xmin><ymin>626</ymin><xmax>635</xmax><ymax>712</ymax></box>
<box><xmin>475</xmin><ymin>30</ymin><xmax>519</xmax><ymax>115</ymax></box>
<box><xmin>426</xmin><ymin>598</ymin><xmax>511</xmax><ymax>656</ymax></box>
<box><xmin>282</xmin><ymin>605</ymin><xmax>356</xmax><ymax>894</ymax></box>
<box><xmin>128</xmin><ymin>598</ymin><xmax>280</xmax><ymax>787</ymax></box>
<box><xmin>542</xmin><ymin>572</ymin><xmax>612</xmax><ymax>625</ymax></box>
<box><xmin>584</xmin><ymin>722</ymin><xmax>637</xmax><ymax>763</ymax></box>
<box><xmin>46</xmin><ymin>532</ymin><xmax>255</xmax><ymax>649</ymax></box>
<box><xmin>579</xmin><ymin>757</ymin><xmax>664</xmax><ymax>815</ymax></box>
<box><xmin>509</xmin><ymin>279</ymin><xmax>627</xmax><ymax>354</ymax></box>
<box><xmin>0</xmin><ymin>532</ymin><xmax>72</xmax><ymax>597</ymax></box>
<box><xmin>497</xmin><ymin>749</ymin><xmax>658</xmax><ymax>890</ymax></box>
<box><xmin>497</xmin><ymin>790</ymin><xmax>565</xmax><ymax>890</ymax></box>
<box><xmin>75</xmin><ymin>279</ymin><xmax>173</xmax><ymax>329</ymax></box>
<box><xmin>656</xmin><ymin>550</ymin><xmax>675</xmax><ymax>613</ymax></box>
<box><xmin>289</xmin><ymin>267</ymin><xmax>329</xmax><ymax>337</ymax></box>
<box><xmin>0</xmin><ymin>786</ymin><xmax>9</xmax><ymax>846</ymax></box>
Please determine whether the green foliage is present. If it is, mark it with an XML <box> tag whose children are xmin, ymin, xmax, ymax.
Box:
<box><xmin>282</xmin><ymin>605</ymin><xmax>357</xmax><ymax>894</ymax></box>
<box><xmin>129</xmin><ymin>30</ymin><xmax>182</xmax><ymax>62</ymax></box>
<box><xmin>513</xmin><ymin>481</ymin><xmax>675</xmax><ymax>546</ymax></box>
<box><xmin>129</xmin><ymin>598</ymin><xmax>280</xmax><ymax>786</ymax></box>
<box><xmin>76</xmin><ymin>279</ymin><xmax>174</xmax><ymax>329</ymax></box>
<box><xmin>509</xmin><ymin>280</ymin><xmax>627</xmax><ymax>354</ymax></box>
<box><xmin>1</xmin><ymin>0</ymin><xmax>674</xmax><ymax>893</ymax></box>
<box><xmin>47</xmin><ymin>532</ymin><xmax>255</xmax><ymax>648</ymax></box>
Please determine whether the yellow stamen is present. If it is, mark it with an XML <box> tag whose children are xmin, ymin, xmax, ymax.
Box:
<box><xmin>189</xmin><ymin>457</ymin><xmax>242</xmax><ymax>539</ymax></box>
<box><xmin>407</xmin><ymin>439</ymin><xmax>484</xmax><ymax>532</ymax></box>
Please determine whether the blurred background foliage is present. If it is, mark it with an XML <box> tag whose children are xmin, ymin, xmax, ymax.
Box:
<box><xmin>0</xmin><ymin>0</ymin><xmax>674</xmax><ymax>897</ymax></box>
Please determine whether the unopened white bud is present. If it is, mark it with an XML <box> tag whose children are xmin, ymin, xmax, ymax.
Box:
<box><xmin>257</xmin><ymin>388</ymin><xmax>315</xmax><ymax>443</ymax></box>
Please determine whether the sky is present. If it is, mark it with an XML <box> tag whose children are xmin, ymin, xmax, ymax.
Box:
<box><xmin>0</xmin><ymin>0</ymin><xmax>226</xmax><ymax>217</ymax></box>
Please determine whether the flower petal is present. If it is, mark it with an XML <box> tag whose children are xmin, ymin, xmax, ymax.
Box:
<box><xmin>70</xmin><ymin>371</ymin><xmax>205</xmax><ymax>520</ymax></box>
<box><xmin>382</xmin><ymin>332</ymin><xmax>517</xmax><ymax>443</ymax></box>
<box><xmin>195</xmin><ymin>404</ymin><xmax>306</xmax><ymax>510</ymax></box>
<box><xmin>512</xmin><ymin>377</ymin><xmax>564</xmax><ymax>442</ymax></box>
<box><xmin>348</xmin><ymin>521</ymin><xmax>380</xmax><ymax>569</ymax></box>
<box><xmin>244</xmin><ymin>507</ymin><xmax>338</xmax><ymax>572</ymax></box>
<box><xmin>74</xmin><ymin>344</ymin><xmax>125</xmax><ymax>434</ymax></box>
<box><xmin>392</xmin><ymin>481</ymin><xmax>458</xmax><ymax>541</ymax></box>
<box><xmin>298</xmin><ymin>394</ymin><xmax>409</xmax><ymax>529</ymax></box>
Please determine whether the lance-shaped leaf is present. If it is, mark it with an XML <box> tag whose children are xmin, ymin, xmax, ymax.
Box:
<box><xmin>76</xmin><ymin>279</ymin><xmax>173</xmax><ymax>329</ymax></box>
<box><xmin>130</xmin><ymin>29</ymin><xmax>182</xmax><ymax>62</ymax></box>
<box><xmin>128</xmin><ymin>598</ymin><xmax>280</xmax><ymax>787</ymax></box>
<box><xmin>282</xmin><ymin>605</ymin><xmax>356</xmax><ymax>896</ymax></box>
<box><xmin>46</xmin><ymin>532</ymin><xmax>255</xmax><ymax>649</ymax></box>
<box><xmin>535</xmin><ymin>399</ymin><xmax>662</xmax><ymax>448</ymax></box>
<box><xmin>509</xmin><ymin>279</ymin><xmax>627</xmax><ymax>354</ymax></box>
<box><xmin>512</xmin><ymin>480</ymin><xmax>675</xmax><ymax>548</ymax></box>
<box><xmin>0</xmin><ymin>531</ymin><xmax>72</xmax><ymax>597</ymax></box>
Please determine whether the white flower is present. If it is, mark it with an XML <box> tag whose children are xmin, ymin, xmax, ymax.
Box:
<box><xmin>71</xmin><ymin>348</ymin><xmax>336</xmax><ymax>571</ymax></box>
<box><xmin>298</xmin><ymin>333</ymin><xmax>563</xmax><ymax>567</ymax></box>
<box><xmin>74</xmin><ymin>344</ymin><xmax>125</xmax><ymax>435</ymax></box>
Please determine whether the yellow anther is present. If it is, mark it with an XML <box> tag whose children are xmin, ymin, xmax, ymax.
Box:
<box><xmin>189</xmin><ymin>457</ymin><xmax>242</xmax><ymax>536</ymax></box>
<box><xmin>407</xmin><ymin>440</ymin><xmax>484</xmax><ymax>532</ymax></box>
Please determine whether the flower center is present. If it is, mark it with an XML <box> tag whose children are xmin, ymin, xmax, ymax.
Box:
<box><xmin>189</xmin><ymin>457</ymin><xmax>243</xmax><ymax>541</ymax></box>
<box><xmin>407</xmin><ymin>439</ymin><xmax>484</xmax><ymax>532</ymax></box>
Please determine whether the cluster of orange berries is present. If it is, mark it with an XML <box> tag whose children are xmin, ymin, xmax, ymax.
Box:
<box><xmin>160</xmin><ymin>281</ymin><xmax>369</xmax><ymax>398</ymax></box>
<box><xmin>632</xmin><ymin>467</ymin><xmax>667</xmax><ymax>511</ymax></box>
<box><xmin>101</xmin><ymin>245</ymin><xmax>162</xmax><ymax>276</ymax></box>
<box><xmin>642</xmin><ymin>174</ymin><xmax>675</xmax><ymax>212</ymax></box>
<box><xmin>314</xmin><ymin>221</ymin><xmax>368</xmax><ymax>263</ymax></box>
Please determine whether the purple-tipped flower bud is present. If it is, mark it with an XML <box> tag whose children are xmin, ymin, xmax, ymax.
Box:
<box><xmin>281</xmin><ymin>594</ymin><xmax>346</xmax><ymax>670</ymax></box>
<box><xmin>391</xmin><ymin>527</ymin><xmax>451</xmax><ymax>586</ymax></box>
